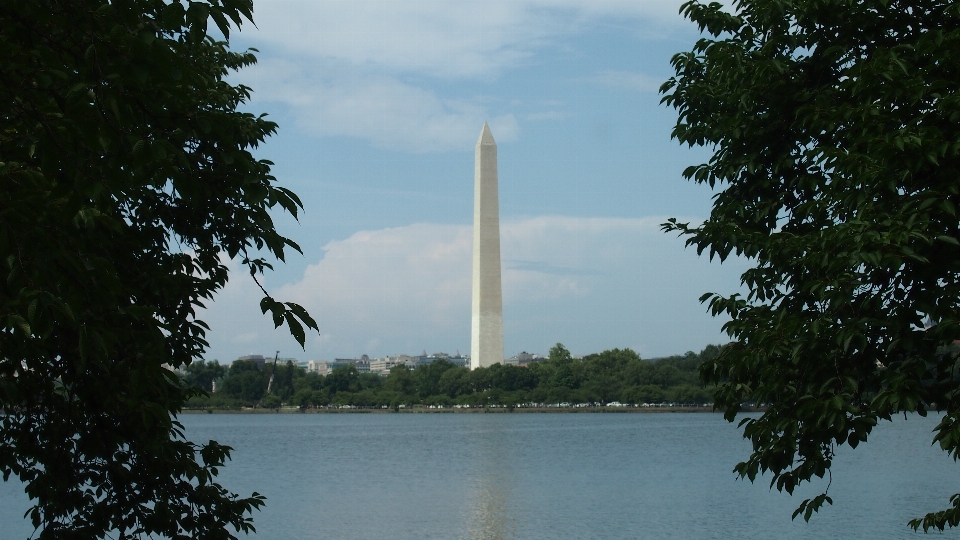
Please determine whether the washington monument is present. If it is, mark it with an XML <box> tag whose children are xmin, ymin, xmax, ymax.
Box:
<box><xmin>471</xmin><ymin>123</ymin><xmax>504</xmax><ymax>369</ymax></box>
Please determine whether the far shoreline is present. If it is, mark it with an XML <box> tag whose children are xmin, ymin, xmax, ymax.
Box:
<box><xmin>179</xmin><ymin>405</ymin><xmax>763</xmax><ymax>414</ymax></box>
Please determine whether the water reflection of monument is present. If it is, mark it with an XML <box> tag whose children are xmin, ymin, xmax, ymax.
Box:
<box><xmin>466</xmin><ymin>416</ymin><xmax>515</xmax><ymax>540</ymax></box>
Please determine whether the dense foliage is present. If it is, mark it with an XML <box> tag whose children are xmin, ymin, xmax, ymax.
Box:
<box><xmin>185</xmin><ymin>345</ymin><xmax>722</xmax><ymax>410</ymax></box>
<box><xmin>1</xmin><ymin>0</ymin><xmax>315</xmax><ymax>537</ymax></box>
<box><xmin>661</xmin><ymin>0</ymin><xmax>960</xmax><ymax>530</ymax></box>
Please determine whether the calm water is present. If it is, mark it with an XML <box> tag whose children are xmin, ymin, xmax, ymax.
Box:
<box><xmin>2</xmin><ymin>412</ymin><xmax>959</xmax><ymax>539</ymax></box>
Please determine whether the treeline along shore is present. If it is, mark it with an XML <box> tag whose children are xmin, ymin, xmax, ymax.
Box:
<box><xmin>181</xmin><ymin>405</ymin><xmax>722</xmax><ymax>414</ymax></box>
<box><xmin>182</xmin><ymin>344</ymin><xmax>724</xmax><ymax>411</ymax></box>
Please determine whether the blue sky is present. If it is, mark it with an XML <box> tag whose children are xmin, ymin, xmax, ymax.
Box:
<box><xmin>201</xmin><ymin>0</ymin><xmax>748</xmax><ymax>363</ymax></box>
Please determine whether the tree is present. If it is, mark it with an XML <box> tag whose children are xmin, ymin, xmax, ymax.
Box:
<box><xmin>384</xmin><ymin>365</ymin><xmax>415</xmax><ymax>398</ymax></box>
<box><xmin>439</xmin><ymin>366</ymin><xmax>470</xmax><ymax>398</ymax></box>
<box><xmin>238</xmin><ymin>371</ymin><xmax>266</xmax><ymax>403</ymax></box>
<box><xmin>549</xmin><ymin>342</ymin><xmax>572</xmax><ymax>363</ymax></box>
<box><xmin>264</xmin><ymin>360</ymin><xmax>298</xmax><ymax>401</ymax></box>
<box><xmin>415</xmin><ymin>359</ymin><xmax>456</xmax><ymax>399</ymax></box>
<box><xmin>260</xmin><ymin>394</ymin><xmax>281</xmax><ymax>409</ymax></box>
<box><xmin>183</xmin><ymin>359</ymin><xmax>226</xmax><ymax>392</ymax></box>
<box><xmin>290</xmin><ymin>388</ymin><xmax>313</xmax><ymax>409</ymax></box>
<box><xmin>662</xmin><ymin>0</ymin><xmax>960</xmax><ymax>530</ymax></box>
<box><xmin>229</xmin><ymin>359</ymin><xmax>262</xmax><ymax>377</ymax></box>
<box><xmin>326</xmin><ymin>365</ymin><xmax>360</xmax><ymax>394</ymax></box>
<box><xmin>0</xmin><ymin>0</ymin><xmax>316</xmax><ymax>537</ymax></box>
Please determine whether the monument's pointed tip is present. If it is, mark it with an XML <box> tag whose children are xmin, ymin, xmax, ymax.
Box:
<box><xmin>477</xmin><ymin>122</ymin><xmax>496</xmax><ymax>145</ymax></box>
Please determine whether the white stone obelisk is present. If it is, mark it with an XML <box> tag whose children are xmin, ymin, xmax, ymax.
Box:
<box><xmin>471</xmin><ymin>123</ymin><xmax>504</xmax><ymax>369</ymax></box>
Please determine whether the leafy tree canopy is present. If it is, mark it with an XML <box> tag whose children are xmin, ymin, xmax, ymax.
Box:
<box><xmin>0</xmin><ymin>0</ymin><xmax>316</xmax><ymax>537</ymax></box>
<box><xmin>662</xmin><ymin>0</ymin><xmax>960</xmax><ymax>530</ymax></box>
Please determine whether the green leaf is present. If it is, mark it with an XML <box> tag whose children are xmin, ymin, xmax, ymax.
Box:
<box><xmin>937</xmin><ymin>235</ymin><xmax>959</xmax><ymax>245</ymax></box>
<box><xmin>7</xmin><ymin>315</ymin><xmax>31</xmax><ymax>336</ymax></box>
<box><xmin>284</xmin><ymin>312</ymin><xmax>305</xmax><ymax>347</ymax></box>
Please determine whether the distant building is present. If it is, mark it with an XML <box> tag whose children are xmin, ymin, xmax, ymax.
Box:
<box><xmin>369</xmin><ymin>358</ymin><xmax>401</xmax><ymax>376</ymax></box>
<box><xmin>267</xmin><ymin>357</ymin><xmax>303</xmax><ymax>371</ymax></box>
<box><xmin>331</xmin><ymin>355</ymin><xmax>371</xmax><ymax>373</ymax></box>
<box><xmin>324</xmin><ymin>351</ymin><xmax>471</xmax><ymax>376</ymax></box>
<box><xmin>446</xmin><ymin>350</ymin><xmax>469</xmax><ymax>367</ymax></box>
<box><xmin>307</xmin><ymin>360</ymin><xmax>330</xmax><ymax>376</ymax></box>
<box><xmin>448</xmin><ymin>355</ymin><xmax>469</xmax><ymax>368</ymax></box>
<box><xmin>504</xmin><ymin>352</ymin><xmax>543</xmax><ymax>366</ymax></box>
<box><xmin>329</xmin><ymin>360</ymin><xmax>349</xmax><ymax>370</ymax></box>
<box><xmin>235</xmin><ymin>354</ymin><xmax>267</xmax><ymax>368</ymax></box>
<box><xmin>380</xmin><ymin>354</ymin><xmax>417</xmax><ymax>369</ymax></box>
<box><xmin>419</xmin><ymin>351</ymin><xmax>469</xmax><ymax>368</ymax></box>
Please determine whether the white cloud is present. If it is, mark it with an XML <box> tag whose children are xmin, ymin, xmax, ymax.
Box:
<box><xmin>245</xmin><ymin>0</ymin><xmax>687</xmax><ymax>78</ymax></box>
<box><xmin>242</xmin><ymin>60</ymin><xmax>519</xmax><ymax>152</ymax></box>
<box><xmin>231</xmin><ymin>0</ymin><xmax>687</xmax><ymax>152</ymax></box>
<box><xmin>201</xmin><ymin>216</ymin><xmax>747</xmax><ymax>362</ymax></box>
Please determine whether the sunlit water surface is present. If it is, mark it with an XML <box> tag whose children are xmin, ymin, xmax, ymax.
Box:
<box><xmin>2</xmin><ymin>412</ymin><xmax>958</xmax><ymax>539</ymax></box>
